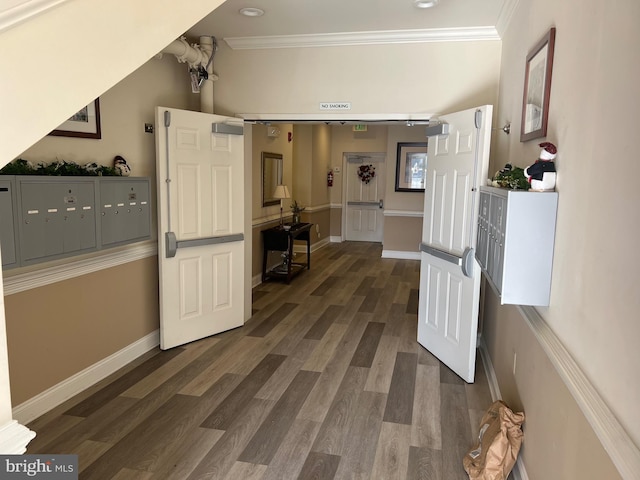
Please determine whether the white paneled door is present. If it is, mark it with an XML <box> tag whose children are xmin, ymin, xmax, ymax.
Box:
<box><xmin>155</xmin><ymin>107</ymin><xmax>245</xmax><ymax>350</ymax></box>
<box><xmin>417</xmin><ymin>106</ymin><xmax>492</xmax><ymax>382</ymax></box>
<box><xmin>344</xmin><ymin>153</ymin><xmax>385</xmax><ymax>242</ymax></box>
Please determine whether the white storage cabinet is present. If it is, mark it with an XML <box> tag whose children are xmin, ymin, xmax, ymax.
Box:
<box><xmin>476</xmin><ymin>186</ymin><xmax>558</xmax><ymax>306</ymax></box>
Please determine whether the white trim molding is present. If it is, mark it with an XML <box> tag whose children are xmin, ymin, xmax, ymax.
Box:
<box><xmin>303</xmin><ymin>203</ymin><xmax>331</xmax><ymax>213</ymax></box>
<box><xmin>3</xmin><ymin>241</ymin><xmax>157</xmax><ymax>296</ymax></box>
<box><xmin>0</xmin><ymin>420</ymin><xmax>35</xmax><ymax>454</ymax></box>
<box><xmin>225</xmin><ymin>26</ymin><xmax>500</xmax><ymax>50</ymax></box>
<box><xmin>518</xmin><ymin>306</ymin><xmax>640</xmax><ymax>480</ymax></box>
<box><xmin>495</xmin><ymin>0</ymin><xmax>520</xmax><ymax>37</ymax></box>
<box><xmin>0</xmin><ymin>0</ymin><xmax>70</xmax><ymax>33</ymax></box>
<box><xmin>12</xmin><ymin>330</ymin><xmax>160</xmax><ymax>425</ymax></box>
<box><xmin>384</xmin><ymin>209</ymin><xmax>424</xmax><ymax>218</ymax></box>
<box><xmin>242</xmin><ymin>114</ymin><xmax>435</xmax><ymax>123</ymax></box>
<box><xmin>381</xmin><ymin>250</ymin><xmax>420</xmax><ymax>260</ymax></box>
<box><xmin>252</xmin><ymin>213</ymin><xmax>283</xmax><ymax>228</ymax></box>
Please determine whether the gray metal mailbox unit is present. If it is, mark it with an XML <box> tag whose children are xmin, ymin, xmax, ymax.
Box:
<box><xmin>1</xmin><ymin>176</ymin><xmax>151</xmax><ymax>270</ymax></box>
<box><xmin>18</xmin><ymin>177</ymin><xmax>98</xmax><ymax>265</ymax></box>
<box><xmin>99</xmin><ymin>177</ymin><xmax>151</xmax><ymax>247</ymax></box>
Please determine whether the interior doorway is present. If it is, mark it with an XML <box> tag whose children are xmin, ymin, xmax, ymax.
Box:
<box><xmin>343</xmin><ymin>152</ymin><xmax>386</xmax><ymax>242</ymax></box>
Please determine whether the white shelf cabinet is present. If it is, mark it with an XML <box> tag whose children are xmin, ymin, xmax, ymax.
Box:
<box><xmin>476</xmin><ymin>186</ymin><xmax>558</xmax><ymax>306</ymax></box>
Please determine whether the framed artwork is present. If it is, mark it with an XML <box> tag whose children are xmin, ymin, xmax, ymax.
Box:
<box><xmin>520</xmin><ymin>28</ymin><xmax>556</xmax><ymax>142</ymax></box>
<box><xmin>262</xmin><ymin>151</ymin><xmax>284</xmax><ymax>207</ymax></box>
<box><xmin>395</xmin><ymin>142</ymin><xmax>427</xmax><ymax>192</ymax></box>
<box><xmin>50</xmin><ymin>99</ymin><xmax>102</xmax><ymax>139</ymax></box>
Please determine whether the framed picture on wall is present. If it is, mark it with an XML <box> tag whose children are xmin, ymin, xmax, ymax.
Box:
<box><xmin>50</xmin><ymin>99</ymin><xmax>102</xmax><ymax>139</ymax></box>
<box><xmin>395</xmin><ymin>142</ymin><xmax>427</xmax><ymax>192</ymax></box>
<box><xmin>520</xmin><ymin>28</ymin><xmax>556</xmax><ymax>142</ymax></box>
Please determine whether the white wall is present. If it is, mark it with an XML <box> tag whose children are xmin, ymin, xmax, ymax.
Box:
<box><xmin>17</xmin><ymin>56</ymin><xmax>195</xmax><ymax>178</ymax></box>
<box><xmin>213</xmin><ymin>40</ymin><xmax>501</xmax><ymax>117</ymax></box>
<box><xmin>493</xmin><ymin>0</ymin><xmax>640</xmax><ymax>447</ymax></box>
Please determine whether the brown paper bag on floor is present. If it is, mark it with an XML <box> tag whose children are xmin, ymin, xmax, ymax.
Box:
<box><xmin>463</xmin><ymin>400</ymin><xmax>525</xmax><ymax>480</ymax></box>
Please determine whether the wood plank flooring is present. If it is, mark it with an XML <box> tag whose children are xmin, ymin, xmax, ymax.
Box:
<box><xmin>26</xmin><ymin>241</ymin><xmax>493</xmax><ymax>479</ymax></box>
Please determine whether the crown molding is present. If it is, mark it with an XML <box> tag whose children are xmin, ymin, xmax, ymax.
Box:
<box><xmin>224</xmin><ymin>26</ymin><xmax>500</xmax><ymax>50</ymax></box>
<box><xmin>495</xmin><ymin>0</ymin><xmax>520</xmax><ymax>37</ymax></box>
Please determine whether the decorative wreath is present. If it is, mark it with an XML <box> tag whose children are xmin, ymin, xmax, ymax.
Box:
<box><xmin>357</xmin><ymin>164</ymin><xmax>376</xmax><ymax>184</ymax></box>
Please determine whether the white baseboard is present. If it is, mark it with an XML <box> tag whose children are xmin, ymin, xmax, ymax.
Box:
<box><xmin>381</xmin><ymin>249</ymin><xmax>420</xmax><ymax>260</ymax></box>
<box><xmin>12</xmin><ymin>330</ymin><xmax>160</xmax><ymax>425</ymax></box>
<box><xmin>293</xmin><ymin>236</ymin><xmax>330</xmax><ymax>254</ymax></box>
<box><xmin>478</xmin><ymin>338</ymin><xmax>528</xmax><ymax>480</ymax></box>
<box><xmin>330</xmin><ymin>236</ymin><xmax>342</xmax><ymax>243</ymax></box>
<box><xmin>0</xmin><ymin>420</ymin><xmax>35</xmax><ymax>454</ymax></box>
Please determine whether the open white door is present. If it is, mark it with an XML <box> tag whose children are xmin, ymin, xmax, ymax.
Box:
<box><xmin>155</xmin><ymin>107</ymin><xmax>245</xmax><ymax>350</ymax></box>
<box><xmin>344</xmin><ymin>152</ymin><xmax>385</xmax><ymax>242</ymax></box>
<box><xmin>417</xmin><ymin>105</ymin><xmax>492</xmax><ymax>382</ymax></box>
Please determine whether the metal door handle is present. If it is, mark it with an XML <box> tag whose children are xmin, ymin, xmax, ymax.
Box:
<box><xmin>420</xmin><ymin>243</ymin><xmax>462</xmax><ymax>266</ymax></box>
<box><xmin>420</xmin><ymin>243</ymin><xmax>475</xmax><ymax>278</ymax></box>
<box><xmin>379</xmin><ymin>199</ymin><xmax>383</xmax><ymax>209</ymax></box>
<box><xmin>165</xmin><ymin>232</ymin><xmax>244</xmax><ymax>258</ymax></box>
<box><xmin>347</xmin><ymin>201</ymin><xmax>379</xmax><ymax>206</ymax></box>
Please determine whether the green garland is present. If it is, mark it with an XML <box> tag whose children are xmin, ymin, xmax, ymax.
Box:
<box><xmin>492</xmin><ymin>164</ymin><xmax>529</xmax><ymax>190</ymax></box>
<box><xmin>0</xmin><ymin>158</ymin><xmax>121</xmax><ymax>176</ymax></box>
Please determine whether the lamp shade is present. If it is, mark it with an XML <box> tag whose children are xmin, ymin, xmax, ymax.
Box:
<box><xmin>273</xmin><ymin>184</ymin><xmax>290</xmax><ymax>199</ymax></box>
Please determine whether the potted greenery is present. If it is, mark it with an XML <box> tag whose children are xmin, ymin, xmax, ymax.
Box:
<box><xmin>290</xmin><ymin>200</ymin><xmax>306</xmax><ymax>224</ymax></box>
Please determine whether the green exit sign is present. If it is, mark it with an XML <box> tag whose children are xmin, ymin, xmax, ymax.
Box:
<box><xmin>352</xmin><ymin>124</ymin><xmax>368</xmax><ymax>132</ymax></box>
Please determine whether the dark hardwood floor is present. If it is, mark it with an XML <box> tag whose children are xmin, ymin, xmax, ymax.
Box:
<box><xmin>26</xmin><ymin>241</ymin><xmax>492</xmax><ymax>479</ymax></box>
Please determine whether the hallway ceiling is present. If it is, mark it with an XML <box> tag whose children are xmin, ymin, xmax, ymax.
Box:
<box><xmin>184</xmin><ymin>0</ymin><xmax>508</xmax><ymax>124</ymax></box>
<box><xmin>187</xmin><ymin>0</ymin><xmax>508</xmax><ymax>44</ymax></box>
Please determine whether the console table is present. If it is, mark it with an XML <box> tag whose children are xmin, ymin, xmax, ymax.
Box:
<box><xmin>261</xmin><ymin>223</ymin><xmax>312</xmax><ymax>284</ymax></box>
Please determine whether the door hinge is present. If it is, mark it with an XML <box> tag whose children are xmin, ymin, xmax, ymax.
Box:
<box><xmin>164</xmin><ymin>111</ymin><xmax>171</xmax><ymax>128</ymax></box>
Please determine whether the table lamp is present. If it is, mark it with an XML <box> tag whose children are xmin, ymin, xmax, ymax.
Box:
<box><xmin>272</xmin><ymin>184</ymin><xmax>290</xmax><ymax>227</ymax></box>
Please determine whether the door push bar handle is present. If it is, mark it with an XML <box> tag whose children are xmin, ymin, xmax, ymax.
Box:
<box><xmin>419</xmin><ymin>243</ymin><xmax>475</xmax><ymax>278</ymax></box>
<box><xmin>165</xmin><ymin>232</ymin><xmax>245</xmax><ymax>258</ymax></box>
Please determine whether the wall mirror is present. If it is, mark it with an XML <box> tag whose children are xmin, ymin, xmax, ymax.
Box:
<box><xmin>262</xmin><ymin>151</ymin><xmax>283</xmax><ymax>207</ymax></box>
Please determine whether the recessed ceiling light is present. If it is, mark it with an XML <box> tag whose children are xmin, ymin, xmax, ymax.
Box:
<box><xmin>414</xmin><ymin>0</ymin><xmax>440</xmax><ymax>8</ymax></box>
<box><xmin>239</xmin><ymin>7</ymin><xmax>265</xmax><ymax>17</ymax></box>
